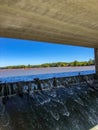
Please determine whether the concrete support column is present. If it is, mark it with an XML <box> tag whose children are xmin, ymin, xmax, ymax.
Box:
<box><xmin>95</xmin><ymin>48</ymin><xmax>98</xmax><ymax>74</ymax></box>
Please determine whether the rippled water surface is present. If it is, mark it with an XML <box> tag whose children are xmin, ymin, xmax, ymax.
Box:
<box><xmin>0</xmin><ymin>66</ymin><xmax>95</xmax><ymax>83</ymax></box>
<box><xmin>0</xmin><ymin>74</ymin><xmax>98</xmax><ymax>130</ymax></box>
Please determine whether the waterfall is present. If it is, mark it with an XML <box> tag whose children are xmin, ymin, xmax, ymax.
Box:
<box><xmin>0</xmin><ymin>97</ymin><xmax>10</xmax><ymax>128</ymax></box>
<box><xmin>0</xmin><ymin>74</ymin><xmax>98</xmax><ymax>130</ymax></box>
<box><xmin>1</xmin><ymin>84</ymin><xmax>4</xmax><ymax>97</ymax></box>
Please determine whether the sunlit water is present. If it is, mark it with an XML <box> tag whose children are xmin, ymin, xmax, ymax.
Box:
<box><xmin>0</xmin><ymin>66</ymin><xmax>98</xmax><ymax>130</ymax></box>
<box><xmin>0</xmin><ymin>73</ymin><xmax>98</xmax><ymax>130</ymax></box>
<box><xmin>0</xmin><ymin>66</ymin><xmax>95</xmax><ymax>83</ymax></box>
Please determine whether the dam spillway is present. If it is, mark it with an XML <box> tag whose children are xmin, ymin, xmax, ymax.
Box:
<box><xmin>0</xmin><ymin>1</ymin><xmax>98</xmax><ymax>129</ymax></box>
<box><xmin>0</xmin><ymin>74</ymin><xmax>97</xmax><ymax>98</ymax></box>
<box><xmin>0</xmin><ymin>74</ymin><xmax>98</xmax><ymax>130</ymax></box>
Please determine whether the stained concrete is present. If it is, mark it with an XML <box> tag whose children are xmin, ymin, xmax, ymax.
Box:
<box><xmin>0</xmin><ymin>0</ymin><xmax>98</xmax><ymax>48</ymax></box>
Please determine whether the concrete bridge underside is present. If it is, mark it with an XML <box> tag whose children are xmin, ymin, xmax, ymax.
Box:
<box><xmin>0</xmin><ymin>0</ymin><xmax>98</xmax><ymax>72</ymax></box>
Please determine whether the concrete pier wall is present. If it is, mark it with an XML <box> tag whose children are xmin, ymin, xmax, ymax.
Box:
<box><xmin>95</xmin><ymin>49</ymin><xmax>98</xmax><ymax>74</ymax></box>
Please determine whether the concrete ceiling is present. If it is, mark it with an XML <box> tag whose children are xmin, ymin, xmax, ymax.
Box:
<box><xmin>0</xmin><ymin>0</ymin><xmax>98</xmax><ymax>48</ymax></box>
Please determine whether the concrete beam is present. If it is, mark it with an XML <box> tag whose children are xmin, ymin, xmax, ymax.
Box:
<box><xmin>0</xmin><ymin>0</ymin><xmax>98</xmax><ymax>48</ymax></box>
<box><xmin>95</xmin><ymin>48</ymin><xmax>98</xmax><ymax>74</ymax></box>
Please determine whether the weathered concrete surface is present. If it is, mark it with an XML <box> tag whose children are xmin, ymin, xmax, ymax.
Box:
<box><xmin>0</xmin><ymin>0</ymin><xmax>98</xmax><ymax>48</ymax></box>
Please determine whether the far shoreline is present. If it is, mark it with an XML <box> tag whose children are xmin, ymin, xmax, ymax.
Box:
<box><xmin>0</xmin><ymin>66</ymin><xmax>95</xmax><ymax>70</ymax></box>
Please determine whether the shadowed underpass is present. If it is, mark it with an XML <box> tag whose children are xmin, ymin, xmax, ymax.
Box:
<box><xmin>0</xmin><ymin>1</ymin><xmax>98</xmax><ymax>130</ymax></box>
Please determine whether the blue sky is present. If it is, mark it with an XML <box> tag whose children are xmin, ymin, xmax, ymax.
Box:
<box><xmin>0</xmin><ymin>38</ymin><xmax>94</xmax><ymax>67</ymax></box>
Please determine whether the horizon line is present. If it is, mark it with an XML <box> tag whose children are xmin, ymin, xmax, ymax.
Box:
<box><xmin>0</xmin><ymin>59</ymin><xmax>94</xmax><ymax>68</ymax></box>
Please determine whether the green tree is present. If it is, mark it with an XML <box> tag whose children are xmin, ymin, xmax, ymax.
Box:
<box><xmin>73</xmin><ymin>60</ymin><xmax>78</xmax><ymax>66</ymax></box>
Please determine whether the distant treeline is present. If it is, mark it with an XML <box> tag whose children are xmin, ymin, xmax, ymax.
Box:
<box><xmin>1</xmin><ymin>59</ymin><xmax>94</xmax><ymax>69</ymax></box>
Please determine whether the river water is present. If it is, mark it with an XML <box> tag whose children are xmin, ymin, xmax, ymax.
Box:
<box><xmin>0</xmin><ymin>66</ymin><xmax>95</xmax><ymax>83</ymax></box>
<box><xmin>0</xmin><ymin>66</ymin><xmax>98</xmax><ymax>130</ymax></box>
